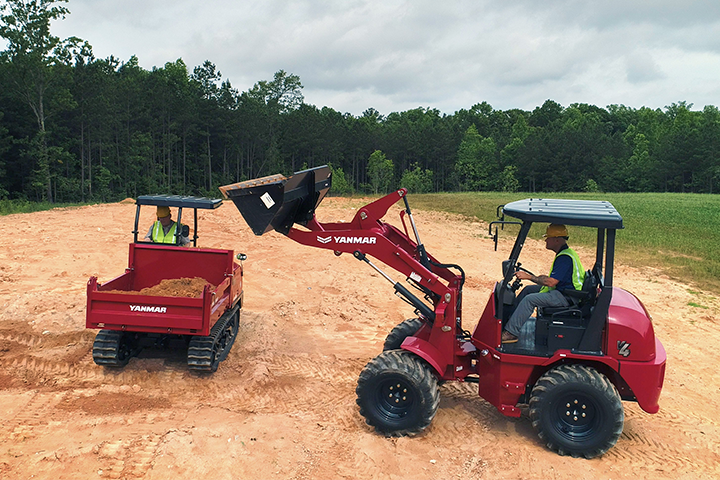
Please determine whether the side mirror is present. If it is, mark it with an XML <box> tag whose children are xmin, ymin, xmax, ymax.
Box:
<box><xmin>181</xmin><ymin>224</ymin><xmax>190</xmax><ymax>237</ymax></box>
<box><xmin>237</xmin><ymin>253</ymin><xmax>247</xmax><ymax>261</ymax></box>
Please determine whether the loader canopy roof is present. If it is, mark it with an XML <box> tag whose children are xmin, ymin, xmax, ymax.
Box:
<box><xmin>502</xmin><ymin>198</ymin><xmax>623</xmax><ymax>230</ymax></box>
<box><xmin>136</xmin><ymin>194</ymin><xmax>223</xmax><ymax>210</ymax></box>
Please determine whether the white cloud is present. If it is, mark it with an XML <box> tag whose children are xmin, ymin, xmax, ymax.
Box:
<box><xmin>34</xmin><ymin>0</ymin><xmax>720</xmax><ymax>114</ymax></box>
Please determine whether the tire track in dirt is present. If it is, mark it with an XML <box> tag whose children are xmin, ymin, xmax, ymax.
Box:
<box><xmin>3</xmin><ymin>391</ymin><xmax>64</xmax><ymax>440</ymax></box>
<box><xmin>96</xmin><ymin>433</ymin><xmax>164</xmax><ymax>479</ymax></box>
<box><xmin>605</xmin><ymin>437</ymin><xmax>719</xmax><ymax>476</ymax></box>
<box><xmin>0</xmin><ymin>331</ymin><xmax>44</xmax><ymax>347</ymax></box>
<box><xmin>193</xmin><ymin>352</ymin><xmax>366</xmax><ymax>430</ymax></box>
<box><xmin>625</xmin><ymin>405</ymin><xmax>720</xmax><ymax>456</ymax></box>
<box><xmin>605</xmin><ymin>402</ymin><xmax>720</xmax><ymax>475</ymax></box>
<box><xmin>5</xmin><ymin>354</ymin><xmax>98</xmax><ymax>381</ymax></box>
<box><xmin>260</xmin><ymin>353</ymin><xmax>367</xmax><ymax>384</ymax></box>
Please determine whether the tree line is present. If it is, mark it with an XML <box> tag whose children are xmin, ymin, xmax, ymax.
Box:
<box><xmin>2</xmin><ymin>0</ymin><xmax>720</xmax><ymax>204</ymax></box>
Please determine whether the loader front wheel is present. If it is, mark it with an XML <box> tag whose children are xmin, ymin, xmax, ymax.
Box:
<box><xmin>529</xmin><ymin>364</ymin><xmax>624</xmax><ymax>458</ymax></box>
<box><xmin>383</xmin><ymin>317</ymin><xmax>425</xmax><ymax>351</ymax></box>
<box><xmin>356</xmin><ymin>350</ymin><xmax>440</xmax><ymax>436</ymax></box>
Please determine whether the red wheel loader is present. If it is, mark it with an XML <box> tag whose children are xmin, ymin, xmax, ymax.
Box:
<box><xmin>86</xmin><ymin>195</ymin><xmax>245</xmax><ymax>372</ymax></box>
<box><xmin>220</xmin><ymin>167</ymin><xmax>665</xmax><ymax>458</ymax></box>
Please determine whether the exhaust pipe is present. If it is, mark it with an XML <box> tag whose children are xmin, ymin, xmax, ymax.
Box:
<box><xmin>219</xmin><ymin>166</ymin><xmax>332</xmax><ymax>235</ymax></box>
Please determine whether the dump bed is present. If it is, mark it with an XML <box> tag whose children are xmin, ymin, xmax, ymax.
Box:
<box><xmin>86</xmin><ymin>243</ymin><xmax>243</xmax><ymax>336</ymax></box>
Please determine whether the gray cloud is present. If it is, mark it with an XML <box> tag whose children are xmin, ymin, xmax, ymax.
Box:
<box><xmin>42</xmin><ymin>0</ymin><xmax>720</xmax><ymax>114</ymax></box>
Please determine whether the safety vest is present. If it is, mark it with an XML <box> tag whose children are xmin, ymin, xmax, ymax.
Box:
<box><xmin>151</xmin><ymin>221</ymin><xmax>180</xmax><ymax>244</ymax></box>
<box><xmin>539</xmin><ymin>247</ymin><xmax>585</xmax><ymax>293</ymax></box>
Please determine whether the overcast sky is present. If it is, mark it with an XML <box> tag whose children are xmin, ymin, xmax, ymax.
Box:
<box><xmin>43</xmin><ymin>0</ymin><xmax>720</xmax><ymax>116</ymax></box>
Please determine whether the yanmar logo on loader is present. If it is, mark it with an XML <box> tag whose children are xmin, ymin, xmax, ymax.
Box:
<box><xmin>317</xmin><ymin>235</ymin><xmax>377</xmax><ymax>245</ymax></box>
<box><xmin>130</xmin><ymin>305</ymin><xmax>167</xmax><ymax>313</ymax></box>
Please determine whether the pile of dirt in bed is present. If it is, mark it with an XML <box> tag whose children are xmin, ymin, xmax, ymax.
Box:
<box><xmin>107</xmin><ymin>277</ymin><xmax>214</xmax><ymax>297</ymax></box>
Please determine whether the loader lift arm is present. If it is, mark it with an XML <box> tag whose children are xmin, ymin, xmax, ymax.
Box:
<box><xmin>221</xmin><ymin>166</ymin><xmax>467</xmax><ymax>378</ymax></box>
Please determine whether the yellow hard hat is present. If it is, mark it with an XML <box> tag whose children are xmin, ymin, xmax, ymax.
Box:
<box><xmin>156</xmin><ymin>206</ymin><xmax>171</xmax><ymax>218</ymax></box>
<box><xmin>543</xmin><ymin>224</ymin><xmax>568</xmax><ymax>238</ymax></box>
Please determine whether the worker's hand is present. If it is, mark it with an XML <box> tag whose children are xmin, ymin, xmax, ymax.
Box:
<box><xmin>515</xmin><ymin>270</ymin><xmax>533</xmax><ymax>281</ymax></box>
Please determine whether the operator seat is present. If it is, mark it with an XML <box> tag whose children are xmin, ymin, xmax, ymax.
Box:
<box><xmin>539</xmin><ymin>270</ymin><xmax>597</xmax><ymax>319</ymax></box>
<box><xmin>534</xmin><ymin>270</ymin><xmax>599</xmax><ymax>353</ymax></box>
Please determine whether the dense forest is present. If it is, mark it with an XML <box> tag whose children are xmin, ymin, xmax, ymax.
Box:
<box><xmin>2</xmin><ymin>0</ymin><xmax>720</xmax><ymax>204</ymax></box>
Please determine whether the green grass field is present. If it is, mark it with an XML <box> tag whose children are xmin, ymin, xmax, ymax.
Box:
<box><xmin>5</xmin><ymin>193</ymin><xmax>719</xmax><ymax>294</ymax></box>
<box><xmin>408</xmin><ymin>192</ymin><xmax>720</xmax><ymax>293</ymax></box>
<box><xmin>0</xmin><ymin>199</ymin><xmax>84</xmax><ymax>215</ymax></box>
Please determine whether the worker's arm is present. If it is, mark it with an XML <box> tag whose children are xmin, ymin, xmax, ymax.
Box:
<box><xmin>515</xmin><ymin>271</ymin><xmax>559</xmax><ymax>287</ymax></box>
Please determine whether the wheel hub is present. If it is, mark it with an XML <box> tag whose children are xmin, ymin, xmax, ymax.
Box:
<box><xmin>563</xmin><ymin>398</ymin><xmax>592</xmax><ymax>426</ymax></box>
<box><xmin>555</xmin><ymin>394</ymin><xmax>598</xmax><ymax>434</ymax></box>
<box><xmin>377</xmin><ymin>379</ymin><xmax>414</xmax><ymax>419</ymax></box>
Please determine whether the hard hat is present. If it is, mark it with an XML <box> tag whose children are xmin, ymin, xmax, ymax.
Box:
<box><xmin>543</xmin><ymin>224</ymin><xmax>568</xmax><ymax>238</ymax></box>
<box><xmin>156</xmin><ymin>206</ymin><xmax>171</xmax><ymax>218</ymax></box>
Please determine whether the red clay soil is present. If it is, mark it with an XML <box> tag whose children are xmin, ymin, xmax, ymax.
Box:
<box><xmin>106</xmin><ymin>277</ymin><xmax>213</xmax><ymax>297</ymax></box>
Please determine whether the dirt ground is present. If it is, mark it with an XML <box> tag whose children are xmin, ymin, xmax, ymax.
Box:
<box><xmin>1</xmin><ymin>196</ymin><xmax>719</xmax><ymax>480</ymax></box>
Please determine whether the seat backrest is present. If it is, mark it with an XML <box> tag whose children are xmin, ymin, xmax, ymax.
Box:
<box><xmin>583</xmin><ymin>270</ymin><xmax>598</xmax><ymax>298</ymax></box>
<box><xmin>579</xmin><ymin>270</ymin><xmax>598</xmax><ymax>317</ymax></box>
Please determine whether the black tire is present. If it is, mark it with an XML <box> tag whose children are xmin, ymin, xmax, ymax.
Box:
<box><xmin>529</xmin><ymin>364</ymin><xmax>624</xmax><ymax>458</ymax></box>
<box><xmin>356</xmin><ymin>350</ymin><xmax>440</xmax><ymax>436</ymax></box>
<box><xmin>383</xmin><ymin>318</ymin><xmax>425</xmax><ymax>351</ymax></box>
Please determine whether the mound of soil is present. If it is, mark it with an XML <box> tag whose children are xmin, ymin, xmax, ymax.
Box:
<box><xmin>106</xmin><ymin>277</ymin><xmax>213</xmax><ymax>297</ymax></box>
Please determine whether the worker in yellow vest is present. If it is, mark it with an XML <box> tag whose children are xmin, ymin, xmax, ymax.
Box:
<box><xmin>143</xmin><ymin>206</ymin><xmax>190</xmax><ymax>246</ymax></box>
<box><xmin>502</xmin><ymin>224</ymin><xmax>585</xmax><ymax>344</ymax></box>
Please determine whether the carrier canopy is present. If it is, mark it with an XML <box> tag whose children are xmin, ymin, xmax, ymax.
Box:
<box><xmin>219</xmin><ymin>165</ymin><xmax>332</xmax><ymax>235</ymax></box>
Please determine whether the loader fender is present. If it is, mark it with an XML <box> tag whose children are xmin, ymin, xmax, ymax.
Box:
<box><xmin>400</xmin><ymin>336</ymin><xmax>446</xmax><ymax>378</ymax></box>
<box><xmin>617</xmin><ymin>338</ymin><xmax>666</xmax><ymax>414</ymax></box>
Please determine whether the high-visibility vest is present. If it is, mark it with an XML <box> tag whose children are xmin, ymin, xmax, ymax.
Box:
<box><xmin>539</xmin><ymin>247</ymin><xmax>585</xmax><ymax>293</ymax></box>
<box><xmin>151</xmin><ymin>221</ymin><xmax>180</xmax><ymax>244</ymax></box>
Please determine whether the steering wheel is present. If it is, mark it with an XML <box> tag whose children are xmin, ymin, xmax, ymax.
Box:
<box><xmin>509</xmin><ymin>262</ymin><xmax>536</xmax><ymax>292</ymax></box>
<box><xmin>515</xmin><ymin>264</ymin><xmax>535</xmax><ymax>276</ymax></box>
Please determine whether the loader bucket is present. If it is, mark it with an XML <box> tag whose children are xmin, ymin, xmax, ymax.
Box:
<box><xmin>219</xmin><ymin>165</ymin><xmax>332</xmax><ymax>235</ymax></box>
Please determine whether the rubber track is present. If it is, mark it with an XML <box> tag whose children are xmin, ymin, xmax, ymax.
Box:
<box><xmin>187</xmin><ymin>306</ymin><xmax>240</xmax><ymax>372</ymax></box>
<box><xmin>92</xmin><ymin>330</ymin><xmax>134</xmax><ymax>367</ymax></box>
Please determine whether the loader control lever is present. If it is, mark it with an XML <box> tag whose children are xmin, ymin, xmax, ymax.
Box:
<box><xmin>353</xmin><ymin>251</ymin><xmax>436</xmax><ymax>322</ymax></box>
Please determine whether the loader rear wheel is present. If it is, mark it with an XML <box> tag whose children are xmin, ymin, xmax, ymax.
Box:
<box><xmin>529</xmin><ymin>364</ymin><xmax>624</xmax><ymax>458</ymax></box>
<box><xmin>383</xmin><ymin>318</ymin><xmax>425</xmax><ymax>351</ymax></box>
<box><xmin>92</xmin><ymin>330</ymin><xmax>139</xmax><ymax>368</ymax></box>
<box><xmin>356</xmin><ymin>350</ymin><xmax>440</xmax><ymax>436</ymax></box>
